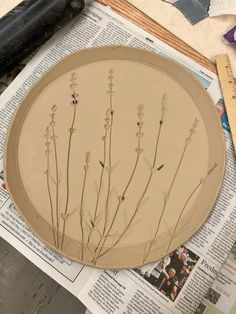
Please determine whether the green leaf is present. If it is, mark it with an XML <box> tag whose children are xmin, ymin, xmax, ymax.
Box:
<box><xmin>51</xmin><ymin>104</ymin><xmax>57</xmax><ymax>112</ymax></box>
<box><xmin>157</xmin><ymin>164</ymin><xmax>164</xmax><ymax>171</ymax></box>
<box><xmin>99</xmin><ymin>160</ymin><xmax>104</xmax><ymax>168</ymax></box>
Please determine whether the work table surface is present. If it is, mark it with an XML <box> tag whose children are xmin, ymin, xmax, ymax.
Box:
<box><xmin>0</xmin><ymin>1</ymin><xmax>217</xmax><ymax>313</ymax></box>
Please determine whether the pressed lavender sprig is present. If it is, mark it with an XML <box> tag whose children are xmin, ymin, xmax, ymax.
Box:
<box><xmin>49</xmin><ymin>104</ymin><xmax>60</xmax><ymax>248</ymax></box>
<box><xmin>93</xmin><ymin>105</ymin><xmax>145</xmax><ymax>263</ymax></box>
<box><xmin>44</xmin><ymin>126</ymin><xmax>57</xmax><ymax>247</ymax></box>
<box><xmin>93</xmin><ymin>69</ymin><xmax>115</xmax><ymax>256</ymax></box>
<box><xmin>96</xmin><ymin>97</ymin><xmax>166</xmax><ymax>262</ymax></box>
<box><xmin>87</xmin><ymin>108</ymin><xmax>111</xmax><ymax>246</ymax></box>
<box><xmin>79</xmin><ymin>151</ymin><xmax>91</xmax><ymax>261</ymax></box>
<box><xmin>143</xmin><ymin>118</ymin><xmax>199</xmax><ymax>263</ymax></box>
<box><xmin>166</xmin><ymin>162</ymin><xmax>217</xmax><ymax>252</ymax></box>
<box><xmin>61</xmin><ymin>72</ymin><xmax>79</xmax><ymax>250</ymax></box>
<box><xmin>103</xmin><ymin>68</ymin><xmax>115</xmax><ymax>234</ymax></box>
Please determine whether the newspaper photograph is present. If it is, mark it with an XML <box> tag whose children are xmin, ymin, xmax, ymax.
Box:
<box><xmin>0</xmin><ymin>2</ymin><xmax>236</xmax><ymax>314</ymax></box>
<box><xmin>135</xmin><ymin>246</ymin><xmax>199</xmax><ymax>302</ymax></box>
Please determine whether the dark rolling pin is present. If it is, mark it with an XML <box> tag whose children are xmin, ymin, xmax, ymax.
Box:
<box><xmin>0</xmin><ymin>0</ymin><xmax>86</xmax><ymax>77</ymax></box>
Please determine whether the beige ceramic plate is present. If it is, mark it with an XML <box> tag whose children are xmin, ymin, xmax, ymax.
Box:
<box><xmin>4</xmin><ymin>46</ymin><xmax>225</xmax><ymax>269</ymax></box>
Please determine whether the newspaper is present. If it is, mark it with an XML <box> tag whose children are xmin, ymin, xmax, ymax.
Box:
<box><xmin>196</xmin><ymin>241</ymin><xmax>236</xmax><ymax>314</ymax></box>
<box><xmin>0</xmin><ymin>2</ymin><xmax>236</xmax><ymax>314</ymax></box>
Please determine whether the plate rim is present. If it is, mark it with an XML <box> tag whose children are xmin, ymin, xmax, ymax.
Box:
<box><xmin>3</xmin><ymin>45</ymin><xmax>226</xmax><ymax>269</ymax></box>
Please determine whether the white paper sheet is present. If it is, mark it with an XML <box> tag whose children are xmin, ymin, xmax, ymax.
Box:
<box><xmin>127</xmin><ymin>0</ymin><xmax>236</xmax><ymax>75</ymax></box>
<box><xmin>209</xmin><ymin>0</ymin><xmax>236</xmax><ymax>17</ymax></box>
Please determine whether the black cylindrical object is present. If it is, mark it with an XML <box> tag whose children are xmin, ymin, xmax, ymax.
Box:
<box><xmin>0</xmin><ymin>0</ymin><xmax>85</xmax><ymax>76</ymax></box>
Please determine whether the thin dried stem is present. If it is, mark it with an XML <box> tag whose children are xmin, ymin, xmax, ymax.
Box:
<box><xmin>87</xmin><ymin>109</ymin><xmax>110</xmax><ymax>246</ymax></box>
<box><xmin>94</xmin><ymin>105</ymin><xmax>145</xmax><ymax>262</ymax></box>
<box><xmin>44</xmin><ymin>127</ymin><xmax>57</xmax><ymax>247</ymax></box>
<box><xmin>103</xmin><ymin>68</ymin><xmax>115</xmax><ymax>235</ymax></box>
<box><xmin>96</xmin><ymin>97</ymin><xmax>166</xmax><ymax>262</ymax></box>
<box><xmin>61</xmin><ymin>73</ymin><xmax>79</xmax><ymax>250</ymax></box>
<box><xmin>166</xmin><ymin>162</ymin><xmax>217</xmax><ymax>252</ymax></box>
<box><xmin>50</xmin><ymin>105</ymin><xmax>60</xmax><ymax>248</ymax></box>
<box><xmin>166</xmin><ymin>181</ymin><xmax>201</xmax><ymax>252</ymax></box>
<box><xmin>143</xmin><ymin>118</ymin><xmax>199</xmax><ymax>263</ymax></box>
<box><xmin>93</xmin><ymin>69</ymin><xmax>115</xmax><ymax>256</ymax></box>
<box><xmin>80</xmin><ymin>152</ymin><xmax>91</xmax><ymax>261</ymax></box>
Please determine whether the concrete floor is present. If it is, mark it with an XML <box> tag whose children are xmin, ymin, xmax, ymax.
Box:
<box><xmin>0</xmin><ymin>238</ymin><xmax>86</xmax><ymax>314</ymax></box>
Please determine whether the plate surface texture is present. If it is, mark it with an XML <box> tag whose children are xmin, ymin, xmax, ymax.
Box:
<box><xmin>4</xmin><ymin>46</ymin><xmax>225</xmax><ymax>268</ymax></box>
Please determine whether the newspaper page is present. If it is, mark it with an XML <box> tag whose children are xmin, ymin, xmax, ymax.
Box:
<box><xmin>0</xmin><ymin>2</ymin><xmax>236</xmax><ymax>314</ymax></box>
<box><xmin>196</xmin><ymin>241</ymin><xmax>236</xmax><ymax>314</ymax></box>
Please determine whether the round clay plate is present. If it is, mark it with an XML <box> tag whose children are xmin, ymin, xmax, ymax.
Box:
<box><xmin>4</xmin><ymin>46</ymin><xmax>225</xmax><ymax>269</ymax></box>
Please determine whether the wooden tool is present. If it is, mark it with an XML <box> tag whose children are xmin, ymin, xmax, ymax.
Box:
<box><xmin>216</xmin><ymin>54</ymin><xmax>236</xmax><ymax>149</ymax></box>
